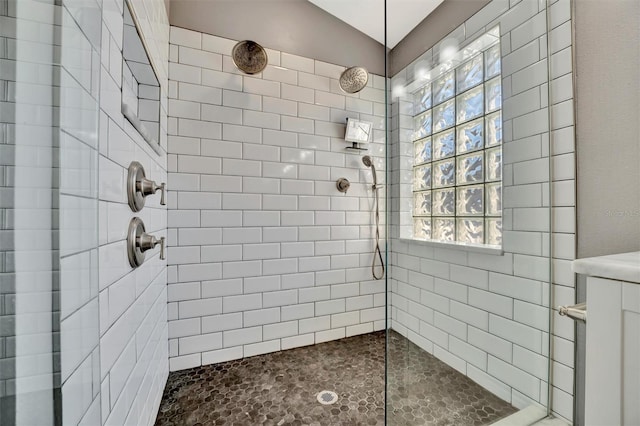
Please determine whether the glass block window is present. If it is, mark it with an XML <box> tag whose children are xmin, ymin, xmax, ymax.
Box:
<box><xmin>411</xmin><ymin>36</ymin><xmax>502</xmax><ymax>246</ymax></box>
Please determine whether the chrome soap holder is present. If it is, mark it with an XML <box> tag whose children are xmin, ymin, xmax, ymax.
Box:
<box><xmin>127</xmin><ymin>161</ymin><xmax>166</xmax><ymax>212</ymax></box>
<box><xmin>127</xmin><ymin>217</ymin><xmax>165</xmax><ymax>268</ymax></box>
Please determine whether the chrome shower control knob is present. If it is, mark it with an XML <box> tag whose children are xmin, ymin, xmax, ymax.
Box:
<box><xmin>127</xmin><ymin>217</ymin><xmax>166</xmax><ymax>268</ymax></box>
<box><xmin>336</xmin><ymin>178</ymin><xmax>351</xmax><ymax>193</ymax></box>
<box><xmin>138</xmin><ymin>179</ymin><xmax>166</xmax><ymax>206</ymax></box>
<box><xmin>127</xmin><ymin>161</ymin><xmax>166</xmax><ymax>212</ymax></box>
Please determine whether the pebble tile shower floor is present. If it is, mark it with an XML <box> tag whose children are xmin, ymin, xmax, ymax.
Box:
<box><xmin>155</xmin><ymin>331</ymin><xmax>516</xmax><ymax>425</ymax></box>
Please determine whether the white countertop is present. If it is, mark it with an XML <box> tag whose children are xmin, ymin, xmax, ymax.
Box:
<box><xmin>572</xmin><ymin>251</ymin><xmax>640</xmax><ymax>283</ymax></box>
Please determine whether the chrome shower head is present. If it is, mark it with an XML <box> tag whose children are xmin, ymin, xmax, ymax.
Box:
<box><xmin>339</xmin><ymin>67</ymin><xmax>369</xmax><ymax>94</ymax></box>
<box><xmin>362</xmin><ymin>155</ymin><xmax>373</xmax><ymax>168</ymax></box>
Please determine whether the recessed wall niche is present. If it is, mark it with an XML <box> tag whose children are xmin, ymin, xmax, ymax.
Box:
<box><xmin>121</xmin><ymin>0</ymin><xmax>161</xmax><ymax>154</ymax></box>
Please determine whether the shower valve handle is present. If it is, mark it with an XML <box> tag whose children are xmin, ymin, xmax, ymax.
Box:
<box><xmin>139</xmin><ymin>178</ymin><xmax>166</xmax><ymax>206</ymax></box>
<box><xmin>336</xmin><ymin>178</ymin><xmax>351</xmax><ymax>193</ymax></box>
<box><xmin>127</xmin><ymin>161</ymin><xmax>166</xmax><ymax>211</ymax></box>
<box><xmin>127</xmin><ymin>217</ymin><xmax>166</xmax><ymax>268</ymax></box>
<box><xmin>138</xmin><ymin>233</ymin><xmax>166</xmax><ymax>260</ymax></box>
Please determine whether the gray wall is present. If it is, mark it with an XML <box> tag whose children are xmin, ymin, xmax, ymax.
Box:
<box><xmin>169</xmin><ymin>0</ymin><xmax>386</xmax><ymax>75</ymax></box>
<box><xmin>574</xmin><ymin>0</ymin><xmax>640</xmax><ymax>258</ymax></box>
<box><xmin>389</xmin><ymin>0</ymin><xmax>490</xmax><ymax>76</ymax></box>
<box><xmin>574</xmin><ymin>1</ymin><xmax>639</xmax><ymax>424</ymax></box>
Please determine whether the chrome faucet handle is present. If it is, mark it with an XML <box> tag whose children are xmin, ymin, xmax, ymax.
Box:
<box><xmin>127</xmin><ymin>218</ymin><xmax>166</xmax><ymax>268</ymax></box>
<box><xmin>127</xmin><ymin>161</ymin><xmax>166</xmax><ymax>211</ymax></box>
<box><xmin>138</xmin><ymin>178</ymin><xmax>166</xmax><ymax>206</ymax></box>
<box><xmin>138</xmin><ymin>232</ymin><xmax>165</xmax><ymax>259</ymax></box>
<box><xmin>159</xmin><ymin>183</ymin><xmax>166</xmax><ymax>206</ymax></box>
<box><xmin>159</xmin><ymin>236</ymin><xmax>165</xmax><ymax>259</ymax></box>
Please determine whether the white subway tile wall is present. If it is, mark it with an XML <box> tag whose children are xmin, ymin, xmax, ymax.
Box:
<box><xmin>95</xmin><ymin>0</ymin><xmax>170</xmax><ymax>425</ymax></box>
<box><xmin>2</xmin><ymin>0</ymin><xmax>168</xmax><ymax>425</ymax></box>
<box><xmin>2</xmin><ymin>0</ymin><xmax>169</xmax><ymax>425</ymax></box>
<box><xmin>167</xmin><ymin>28</ymin><xmax>387</xmax><ymax>372</ymax></box>
<box><xmin>390</xmin><ymin>0</ymin><xmax>575</xmax><ymax>422</ymax></box>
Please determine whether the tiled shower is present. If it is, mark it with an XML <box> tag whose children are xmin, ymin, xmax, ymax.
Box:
<box><xmin>0</xmin><ymin>0</ymin><xmax>582</xmax><ymax>425</ymax></box>
<box><xmin>166</xmin><ymin>28</ymin><xmax>387</xmax><ymax>370</ymax></box>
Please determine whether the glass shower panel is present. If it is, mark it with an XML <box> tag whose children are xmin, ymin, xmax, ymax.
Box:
<box><xmin>387</xmin><ymin>0</ymin><xmax>554</xmax><ymax>425</ymax></box>
<box><xmin>1</xmin><ymin>3</ymin><xmax>59</xmax><ymax>424</ymax></box>
<box><xmin>0</xmin><ymin>2</ymin><xmax>100</xmax><ymax>425</ymax></box>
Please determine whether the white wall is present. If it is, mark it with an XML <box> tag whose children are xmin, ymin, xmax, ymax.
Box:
<box><xmin>94</xmin><ymin>0</ymin><xmax>170</xmax><ymax>424</ymax></box>
<box><xmin>166</xmin><ymin>27</ymin><xmax>387</xmax><ymax>371</ymax></box>
<box><xmin>389</xmin><ymin>0</ymin><xmax>577</xmax><ymax>422</ymax></box>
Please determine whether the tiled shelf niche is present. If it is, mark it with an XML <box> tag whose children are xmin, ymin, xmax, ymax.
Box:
<box><xmin>121</xmin><ymin>0</ymin><xmax>162</xmax><ymax>154</ymax></box>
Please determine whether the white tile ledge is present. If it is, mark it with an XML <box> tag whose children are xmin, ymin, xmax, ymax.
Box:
<box><xmin>401</xmin><ymin>238</ymin><xmax>504</xmax><ymax>256</ymax></box>
<box><xmin>531</xmin><ymin>417</ymin><xmax>570</xmax><ymax>426</ymax></box>
<box><xmin>572</xmin><ymin>251</ymin><xmax>640</xmax><ymax>284</ymax></box>
<box><xmin>490</xmin><ymin>405</ymin><xmax>549</xmax><ymax>425</ymax></box>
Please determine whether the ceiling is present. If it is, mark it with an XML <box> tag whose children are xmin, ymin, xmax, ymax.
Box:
<box><xmin>308</xmin><ymin>0</ymin><xmax>445</xmax><ymax>48</ymax></box>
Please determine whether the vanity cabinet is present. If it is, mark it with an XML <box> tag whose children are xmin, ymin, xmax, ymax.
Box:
<box><xmin>573</xmin><ymin>252</ymin><xmax>640</xmax><ymax>426</ymax></box>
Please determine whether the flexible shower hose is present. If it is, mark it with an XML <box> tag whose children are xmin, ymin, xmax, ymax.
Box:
<box><xmin>372</xmin><ymin>184</ymin><xmax>385</xmax><ymax>280</ymax></box>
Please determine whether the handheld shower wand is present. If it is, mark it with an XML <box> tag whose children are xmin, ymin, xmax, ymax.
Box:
<box><xmin>362</xmin><ymin>155</ymin><xmax>377</xmax><ymax>187</ymax></box>
<box><xmin>362</xmin><ymin>156</ymin><xmax>385</xmax><ymax>280</ymax></box>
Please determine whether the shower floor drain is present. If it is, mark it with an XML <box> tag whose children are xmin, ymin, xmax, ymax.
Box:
<box><xmin>316</xmin><ymin>390</ymin><xmax>338</xmax><ymax>405</ymax></box>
